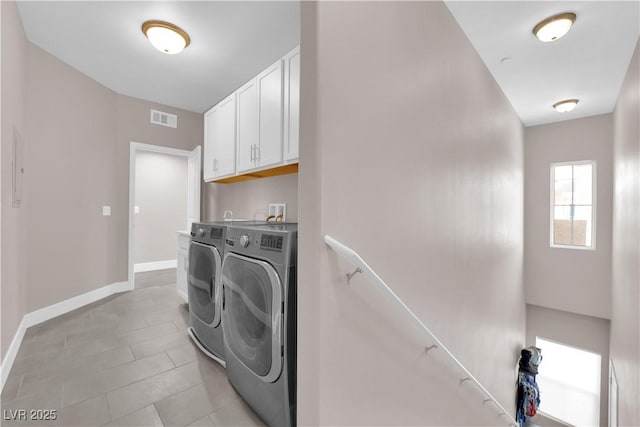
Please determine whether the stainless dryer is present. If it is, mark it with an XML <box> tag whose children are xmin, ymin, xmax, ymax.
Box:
<box><xmin>221</xmin><ymin>223</ymin><xmax>297</xmax><ymax>427</ymax></box>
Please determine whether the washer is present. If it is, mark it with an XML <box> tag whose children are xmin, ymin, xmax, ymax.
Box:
<box><xmin>187</xmin><ymin>220</ymin><xmax>269</xmax><ymax>366</ymax></box>
<box><xmin>221</xmin><ymin>223</ymin><xmax>297</xmax><ymax>427</ymax></box>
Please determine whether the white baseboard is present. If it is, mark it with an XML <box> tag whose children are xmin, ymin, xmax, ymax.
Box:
<box><xmin>22</xmin><ymin>281</ymin><xmax>131</xmax><ymax>327</ymax></box>
<box><xmin>0</xmin><ymin>280</ymin><xmax>131</xmax><ymax>392</ymax></box>
<box><xmin>134</xmin><ymin>259</ymin><xmax>177</xmax><ymax>273</ymax></box>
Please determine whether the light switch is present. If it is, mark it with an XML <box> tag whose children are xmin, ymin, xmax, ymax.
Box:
<box><xmin>134</xmin><ymin>206</ymin><xmax>140</xmax><ymax>215</ymax></box>
<box><xmin>102</xmin><ymin>206</ymin><xmax>111</xmax><ymax>216</ymax></box>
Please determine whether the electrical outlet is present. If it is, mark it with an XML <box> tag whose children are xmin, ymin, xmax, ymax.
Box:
<box><xmin>268</xmin><ymin>203</ymin><xmax>286</xmax><ymax>222</ymax></box>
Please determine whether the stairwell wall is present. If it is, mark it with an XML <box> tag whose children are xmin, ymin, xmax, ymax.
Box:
<box><xmin>298</xmin><ymin>1</ymin><xmax>525</xmax><ymax>424</ymax></box>
<box><xmin>611</xmin><ymin>38</ymin><xmax>640</xmax><ymax>426</ymax></box>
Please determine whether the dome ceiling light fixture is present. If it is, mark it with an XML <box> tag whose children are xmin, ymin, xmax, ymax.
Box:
<box><xmin>553</xmin><ymin>99</ymin><xmax>579</xmax><ymax>113</ymax></box>
<box><xmin>142</xmin><ymin>20</ymin><xmax>190</xmax><ymax>54</ymax></box>
<box><xmin>533</xmin><ymin>12</ymin><xmax>576</xmax><ymax>42</ymax></box>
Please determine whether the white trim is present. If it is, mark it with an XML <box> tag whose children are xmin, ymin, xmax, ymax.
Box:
<box><xmin>128</xmin><ymin>142</ymin><xmax>201</xmax><ymax>288</ymax></box>
<box><xmin>23</xmin><ymin>281</ymin><xmax>131</xmax><ymax>328</ymax></box>
<box><xmin>134</xmin><ymin>259</ymin><xmax>177</xmax><ymax>273</ymax></box>
<box><xmin>177</xmin><ymin>289</ymin><xmax>188</xmax><ymax>303</ymax></box>
<box><xmin>0</xmin><ymin>280</ymin><xmax>131</xmax><ymax>392</ymax></box>
<box><xmin>187</xmin><ymin>146</ymin><xmax>202</xmax><ymax>229</ymax></box>
<box><xmin>549</xmin><ymin>160</ymin><xmax>597</xmax><ymax>250</ymax></box>
<box><xmin>609</xmin><ymin>360</ymin><xmax>618</xmax><ymax>427</ymax></box>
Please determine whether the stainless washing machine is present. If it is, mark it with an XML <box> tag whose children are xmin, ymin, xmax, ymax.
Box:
<box><xmin>221</xmin><ymin>223</ymin><xmax>297</xmax><ymax>427</ymax></box>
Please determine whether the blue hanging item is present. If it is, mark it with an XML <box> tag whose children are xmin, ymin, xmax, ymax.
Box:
<box><xmin>516</xmin><ymin>347</ymin><xmax>542</xmax><ymax>427</ymax></box>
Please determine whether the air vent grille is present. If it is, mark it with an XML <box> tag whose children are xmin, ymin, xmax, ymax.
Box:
<box><xmin>150</xmin><ymin>109</ymin><xmax>177</xmax><ymax>128</ymax></box>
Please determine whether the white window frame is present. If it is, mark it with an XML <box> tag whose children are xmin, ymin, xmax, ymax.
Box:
<box><xmin>549</xmin><ymin>160</ymin><xmax>597</xmax><ymax>250</ymax></box>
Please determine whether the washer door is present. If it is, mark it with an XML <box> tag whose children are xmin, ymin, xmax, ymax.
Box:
<box><xmin>222</xmin><ymin>252</ymin><xmax>283</xmax><ymax>383</ymax></box>
<box><xmin>188</xmin><ymin>242</ymin><xmax>222</xmax><ymax>326</ymax></box>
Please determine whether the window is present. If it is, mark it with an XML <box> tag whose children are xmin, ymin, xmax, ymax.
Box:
<box><xmin>550</xmin><ymin>161</ymin><xmax>596</xmax><ymax>249</ymax></box>
<box><xmin>536</xmin><ymin>337</ymin><xmax>601</xmax><ymax>426</ymax></box>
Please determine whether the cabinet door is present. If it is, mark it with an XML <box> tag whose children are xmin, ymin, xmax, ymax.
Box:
<box><xmin>211</xmin><ymin>93</ymin><xmax>237</xmax><ymax>179</ymax></box>
<box><xmin>177</xmin><ymin>234</ymin><xmax>190</xmax><ymax>302</ymax></box>
<box><xmin>256</xmin><ymin>59</ymin><xmax>283</xmax><ymax>169</ymax></box>
<box><xmin>177</xmin><ymin>247</ymin><xmax>188</xmax><ymax>302</ymax></box>
<box><xmin>203</xmin><ymin>109</ymin><xmax>216</xmax><ymax>181</ymax></box>
<box><xmin>283</xmin><ymin>46</ymin><xmax>300</xmax><ymax>162</ymax></box>
<box><xmin>236</xmin><ymin>79</ymin><xmax>259</xmax><ymax>173</ymax></box>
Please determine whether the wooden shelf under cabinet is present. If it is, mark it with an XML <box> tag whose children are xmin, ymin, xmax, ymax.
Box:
<box><xmin>213</xmin><ymin>163</ymin><xmax>298</xmax><ymax>184</ymax></box>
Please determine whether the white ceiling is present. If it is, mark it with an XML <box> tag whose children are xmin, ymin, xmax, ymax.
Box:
<box><xmin>17</xmin><ymin>1</ymin><xmax>299</xmax><ymax>113</ymax></box>
<box><xmin>445</xmin><ymin>1</ymin><xmax>640</xmax><ymax>127</ymax></box>
<box><xmin>17</xmin><ymin>2</ymin><xmax>639</xmax><ymax>126</ymax></box>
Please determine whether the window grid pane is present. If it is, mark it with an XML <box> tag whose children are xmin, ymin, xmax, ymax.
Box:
<box><xmin>551</xmin><ymin>162</ymin><xmax>594</xmax><ymax>248</ymax></box>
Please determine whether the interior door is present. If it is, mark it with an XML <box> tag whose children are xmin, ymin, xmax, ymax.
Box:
<box><xmin>187</xmin><ymin>145</ymin><xmax>201</xmax><ymax>229</ymax></box>
<box><xmin>221</xmin><ymin>252</ymin><xmax>283</xmax><ymax>383</ymax></box>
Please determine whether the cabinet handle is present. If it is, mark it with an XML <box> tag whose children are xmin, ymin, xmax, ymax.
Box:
<box><xmin>250</xmin><ymin>145</ymin><xmax>254</xmax><ymax>161</ymax></box>
<box><xmin>213</xmin><ymin>158</ymin><xmax>218</xmax><ymax>171</ymax></box>
<box><xmin>254</xmin><ymin>145</ymin><xmax>260</xmax><ymax>162</ymax></box>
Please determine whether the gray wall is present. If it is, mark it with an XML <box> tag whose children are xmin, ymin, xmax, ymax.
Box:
<box><xmin>24</xmin><ymin>41</ymin><xmax>118</xmax><ymax>313</ymax></box>
<box><xmin>1</xmin><ymin>0</ymin><xmax>28</xmax><ymax>363</ymax></box>
<box><xmin>298</xmin><ymin>2</ymin><xmax>525</xmax><ymax>424</ymax></box>
<box><xmin>204</xmin><ymin>173</ymin><xmax>298</xmax><ymax>221</ymax></box>
<box><xmin>6</xmin><ymin>39</ymin><xmax>202</xmax><ymax>319</ymax></box>
<box><xmin>524</xmin><ymin>114</ymin><xmax>613</xmax><ymax>320</ymax></box>
<box><xmin>113</xmin><ymin>95</ymin><xmax>204</xmax><ymax>282</ymax></box>
<box><xmin>526</xmin><ymin>304</ymin><xmax>610</xmax><ymax>426</ymax></box>
<box><xmin>134</xmin><ymin>151</ymin><xmax>188</xmax><ymax>264</ymax></box>
<box><xmin>611</xmin><ymin>38</ymin><xmax>640</xmax><ymax>426</ymax></box>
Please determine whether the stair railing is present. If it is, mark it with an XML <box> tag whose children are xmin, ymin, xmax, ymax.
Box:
<box><xmin>324</xmin><ymin>235</ymin><xmax>518</xmax><ymax>427</ymax></box>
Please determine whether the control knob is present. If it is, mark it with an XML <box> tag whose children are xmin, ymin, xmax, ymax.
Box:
<box><xmin>239</xmin><ymin>234</ymin><xmax>251</xmax><ymax>248</ymax></box>
<box><xmin>198</xmin><ymin>228</ymin><xmax>206</xmax><ymax>237</ymax></box>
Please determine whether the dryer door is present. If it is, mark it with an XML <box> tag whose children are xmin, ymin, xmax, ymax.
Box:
<box><xmin>188</xmin><ymin>242</ymin><xmax>222</xmax><ymax>326</ymax></box>
<box><xmin>222</xmin><ymin>252</ymin><xmax>283</xmax><ymax>383</ymax></box>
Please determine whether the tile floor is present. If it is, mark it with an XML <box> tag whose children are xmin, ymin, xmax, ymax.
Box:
<box><xmin>1</xmin><ymin>269</ymin><xmax>265</xmax><ymax>427</ymax></box>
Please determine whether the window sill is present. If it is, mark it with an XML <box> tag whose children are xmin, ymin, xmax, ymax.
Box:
<box><xmin>550</xmin><ymin>243</ymin><xmax>596</xmax><ymax>251</ymax></box>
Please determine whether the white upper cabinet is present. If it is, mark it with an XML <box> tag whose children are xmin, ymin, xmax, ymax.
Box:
<box><xmin>237</xmin><ymin>59</ymin><xmax>284</xmax><ymax>174</ymax></box>
<box><xmin>203</xmin><ymin>46</ymin><xmax>299</xmax><ymax>183</ymax></box>
<box><xmin>283</xmin><ymin>46</ymin><xmax>300</xmax><ymax>162</ymax></box>
<box><xmin>203</xmin><ymin>93</ymin><xmax>236</xmax><ymax>180</ymax></box>
<box><xmin>236</xmin><ymin>79</ymin><xmax>259</xmax><ymax>173</ymax></box>
<box><xmin>256</xmin><ymin>59</ymin><xmax>284</xmax><ymax>169</ymax></box>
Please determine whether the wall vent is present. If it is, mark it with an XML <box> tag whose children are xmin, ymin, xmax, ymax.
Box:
<box><xmin>150</xmin><ymin>109</ymin><xmax>177</xmax><ymax>128</ymax></box>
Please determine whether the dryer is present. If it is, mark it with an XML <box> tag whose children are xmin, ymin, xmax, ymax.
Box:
<box><xmin>221</xmin><ymin>223</ymin><xmax>297</xmax><ymax>427</ymax></box>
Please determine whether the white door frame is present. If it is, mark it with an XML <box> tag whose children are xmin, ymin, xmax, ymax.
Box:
<box><xmin>128</xmin><ymin>142</ymin><xmax>201</xmax><ymax>287</ymax></box>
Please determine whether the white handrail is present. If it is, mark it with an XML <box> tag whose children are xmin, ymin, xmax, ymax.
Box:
<box><xmin>324</xmin><ymin>235</ymin><xmax>518</xmax><ymax>427</ymax></box>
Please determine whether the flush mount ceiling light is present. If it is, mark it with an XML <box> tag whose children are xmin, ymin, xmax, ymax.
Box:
<box><xmin>533</xmin><ymin>12</ymin><xmax>576</xmax><ymax>42</ymax></box>
<box><xmin>553</xmin><ymin>99</ymin><xmax>579</xmax><ymax>112</ymax></box>
<box><xmin>142</xmin><ymin>20</ymin><xmax>190</xmax><ymax>54</ymax></box>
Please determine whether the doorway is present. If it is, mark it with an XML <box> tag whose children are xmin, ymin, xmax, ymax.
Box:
<box><xmin>128</xmin><ymin>142</ymin><xmax>201</xmax><ymax>288</ymax></box>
